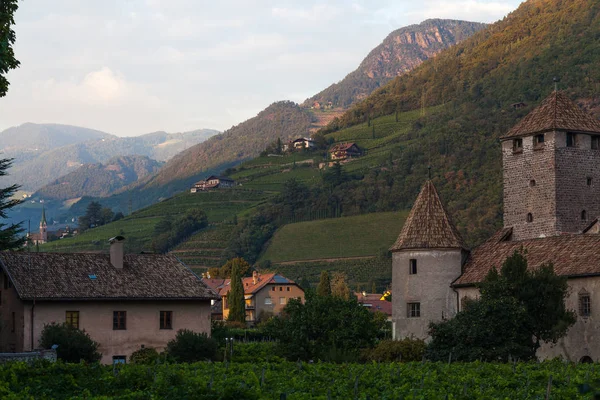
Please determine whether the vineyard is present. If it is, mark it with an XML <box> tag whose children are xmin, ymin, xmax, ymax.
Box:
<box><xmin>1</xmin><ymin>360</ymin><xmax>598</xmax><ymax>399</ymax></box>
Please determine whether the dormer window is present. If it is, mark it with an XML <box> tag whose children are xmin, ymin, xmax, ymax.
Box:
<box><xmin>592</xmin><ymin>136</ymin><xmax>599</xmax><ymax>150</ymax></box>
<box><xmin>526</xmin><ymin>213</ymin><xmax>533</xmax><ymax>223</ymax></box>
<box><xmin>567</xmin><ymin>132</ymin><xmax>576</xmax><ymax>147</ymax></box>
<box><xmin>512</xmin><ymin>138</ymin><xmax>523</xmax><ymax>153</ymax></box>
<box><xmin>534</xmin><ymin>134</ymin><xmax>545</xmax><ymax>148</ymax></box>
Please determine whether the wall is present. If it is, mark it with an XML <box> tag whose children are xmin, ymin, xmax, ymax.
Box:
<box><xmin>253</xmin><ymin>283</ymin><xmax>305</xmax><ymax>321</ymax></box>
<box><xmin>22</xmin><ymin>300</ymin><xmax>212</xmax><ymax>364</ymax></box>
<box><xmin>0</xmin><ymin>349</ymin><xmax>56</xmax><ymax>364</ymax></box>
<box><xmin>392</xmin><ymin>249</ymin><xmax>463</xmax><ymax>340</ymax></box>
<box><xmin>0</xmin><ymin>271</ymin><xmax>25</xmax><ymax>352</ymax></box>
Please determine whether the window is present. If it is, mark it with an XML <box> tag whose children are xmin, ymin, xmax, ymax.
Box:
<box><xmin>2</xmin><ymin>273</ymin><xmax>7</xmax><ymax>289</ymax></box>
<box><xmin>264</xmin><ymin>297</ymin><xmax>272</xmax><ymax>305</ymax></box>
<box><xmin>279</xmin><ymin>287</ymin><xmax>283</xmax><ymax>291</ymax></box>
<box><xmin>279</xmin><ymin>297</ymin><xmax>286</xmax><ymax>305</ymax></box>
<box><xmin>223</xmin><ymin>297</ymin><xmax>228</xmax><ymax>309</ymax></box>
<box><xmin>579</xmin><ymin>293</ymin><xmax>591</xmax><ymax>318</ymax></box>
<box><xmin>11</xmin><ymin>312</ymin><xmax>15</xmax><ymax>332</ymax></box>
<box><xmin>113</xmin><ymin>311</ymin><xmax>126</xmax><ymax>330</ymax></box>
<box><xmin>512</xmin><ymin>138</ymin><xmax>523</xmax><ymax>152</ymax></box>
<box><xmin>271</xmin><ymin>287</ymin><xmax>275</xmax><ymax>291</ymax></box>
<box><xmin>0</xmin><ymin>290</ymin><xmax>2</xmax><ymax>306</ymax></box>
<box><xmin>530</xmin><ymin>179</ymin><xmax>536</xmax><ymax>187</ymax></box>
<box><xmin>582</xmin><ymin>210</ymin><xmax>587</xmax><ymax>221</ymax></box>
<box><xmin>407</xmin><ymin>303</ymin><xmax>420</xmax><ymax>318</ymax></box>
<box><xmin>587</xmin><ymin>177</ymin><xmax>593</xmax><ymax>186</ymax></box>
<box><xmin>112</xmin><ymin>355</ymin><xmax>126</xmax><ymax>365</ymax></box>
<box><xmin>160</xmin><ymin>311</ymin><xmax>172</xmax><ymax>330</ymax></box>
<box><xmin>567</xmin><ymin>132</ymin><xmax>576</xmax><ymax>147</ymax></box>
<box><xmin>534</xmin><ymin>134</ymin><xmax>545</xmax><ymax>147</ymax></box>
<box><xmin>286</xmin><ymin>287</ymin><xmax>290</xmax><ymax>292</ymax></box>
<box><xmin>527</xmin><ymin>213</ymin><xmax>533</xmax><ymax>223</ymax></box>
<box><xmin>409</xmin><ymin>259</ymin><xmax>417</xmax><ymax>275</ymax></box>
<box><xmin>592</xmin><ymin>136</ymin><xmax>599</xmax><ymax>150</ymax></box>
<box><xmin>66</xmin><ymin>311</ymin><xmax>79</xmax><ymax>329</ymax></box>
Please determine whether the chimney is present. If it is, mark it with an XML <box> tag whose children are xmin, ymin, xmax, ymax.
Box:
<box><xmin>252</xmin><ymin>270</ymin><xmax>259</xmax><ymax>285</ymax></box>
<box><xmin>108</xmin><ymin>236</ymin><xmax>126</xmax><ymax>269</ymax></box>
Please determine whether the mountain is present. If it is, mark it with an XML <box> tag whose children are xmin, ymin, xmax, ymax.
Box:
<box><xmin>304</xmin><ymin>19</ymin><xmax>486</xmax><ymax>109</ymax></box>
<box><xmin>34</xmin><ymin>155</ymin><xmax>163</xmax><ymax>201</ymax></box>
<box><xmin>0</xmin><ymin>124</ymin><xmax>219</xmax><ymax>192</ymax></box>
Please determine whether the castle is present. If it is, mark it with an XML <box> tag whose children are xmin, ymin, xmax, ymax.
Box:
<box><xmin>391</xmin><ymin>91</ymin><xmax>600</xmax><ymax>362</ymax></box>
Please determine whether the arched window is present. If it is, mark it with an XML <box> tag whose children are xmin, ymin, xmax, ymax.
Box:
<box><xmin>526</xmin><ymin>213</ymin><xmax>533</xmax><ymax>223</ymax></box>
<box><xmin>580</xmin><ymin>356</ymin><xmax>593</xmax><ymax>364</ymax></box>
<box><xmin>582</xmin><ymin>210</ymin><xmax>587</xmax><ymax>221</ymax></box>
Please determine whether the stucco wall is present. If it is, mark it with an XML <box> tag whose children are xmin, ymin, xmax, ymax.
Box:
<box><xmin>22</xmin><ymin>300</ymin><xmax>211</xmax><ymax>364</ymax></box>
<box><xmin>253</xmin><ymin>283</ymin><xmax>305</xmax><ymax>320</ymax></box>
<box><xmin>392</xmin><ymin>249</ymin><xmax>463</xmax><ymax>340</ymax></box>
<box><xmin>0</xmin><ymin>272</ymin><xmax>25</xmax><ymax>353</ymax></box>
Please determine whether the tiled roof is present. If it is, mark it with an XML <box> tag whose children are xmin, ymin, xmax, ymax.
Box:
<box><xmin>207</xmin><ymin>273</ymin><xmax>299</xmax><ymax>297</ymax></box>
<box><xmin>0</xmin><ymin>252</ymin><xmax>219</xmax><ymax>301</ymax></box>
<box><xmin>329</xmin><ymin>143</ymin><xmax>358</xmax><ymax>152</ymax></box>
<box><xmin>390</xmin><ymin>180</ymin><xmax>466</xmax><ymax>251</ymax></box>
<box><xmin>358</xmin><ymin>299</ymin><xmax>392</xmax><ymax>316</ymax></box>
<box><xmin>454</xmin><ymin>228</ymin><xmax>600</xmax><ymax>286</ymax></box>
<box><xmin>503</xmin><ymin>91</ymin><xmax>600</xmax><ymax>138</ymax></box>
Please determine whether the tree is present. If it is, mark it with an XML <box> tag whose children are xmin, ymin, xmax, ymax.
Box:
<box><xmin>227</xmin><ymin>258</ymin><xmax>246</xmax><ymax>323</ymax></box>
<box><xmin>427</xmin><ymin>251</ymin><xmax>576</xmax><ymax>362</ymax></box>
<box><xmin>0</xmin><ymin>158</ymin><xmax>25</xmax><ymax>250</ymax></box>
<box><xmin>100</xmin><ymin>207</ymin><xmax>114</xmax><ymax>226</ymax></box>
<box><xmin>166</xmin><ymin>329</ymin><xmax>217</xmax><ymax>363</ymax></box>
<box><xmin>330</xmin><ymin>271</ymin><xmax>351</xmax><ymax>300</ymax></box>
<box><xmin>1</xmin><ymin>0</ymin><xmax>20</xmax><ymax>98</ymax></box>
<box><xmin>220</xmin><ymin>257</ymin><xmax>251</xmax><ymax>278</ymax></box>
<box><xmin>39</xmin><ymin>323</ymin><xmax>101</xmax><ymax>363</ymax></box>
<box><xmin>316</xmin><ymin>270</ymin><xmax>331</xmax><ymax>297</ymax></box>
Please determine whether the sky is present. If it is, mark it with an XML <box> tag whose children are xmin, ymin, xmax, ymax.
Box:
<box><xmin>0</xmin><ymin>0</ymin><xmax>522</xmax><ymax>137</ymax></box>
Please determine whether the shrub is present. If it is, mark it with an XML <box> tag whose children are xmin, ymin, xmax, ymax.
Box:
<box><xmin>39</xmin><ymin>323</ymin><xmax>101</xmax><ymax>363</ymax></box>
<box><xmin>365</xmin><ymin>338</ymin><xmax>426</xmax><ymax>362</ymax></box>
<box><xmin>130</xmin><ymin>347</ymin><xmax>159</xmax><ymax>365</ymax></box>
<box><xmin>166</xmin><ymin>329</ymin><xmax>217</xmax><ymax>363</ymax></box>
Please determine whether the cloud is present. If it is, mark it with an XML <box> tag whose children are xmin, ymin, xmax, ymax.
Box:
<box><xmin>403</xmin><ymin>0</ymin><xmax>515</xmax><ymax>23</ymax></box>
<box><xmin>271</xmin><ymin>5</ymin><xmax>341</xmax><ymax>23</ymax></box>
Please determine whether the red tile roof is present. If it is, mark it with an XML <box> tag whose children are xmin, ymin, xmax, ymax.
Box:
<box><xmin>0</xmin><ymin>252</ymin><xmax>219</xmax><ymax>301</ymax></box>
<box><xmin>358</xmin><ymin>299</ymin><xmax>392</xmax><ymax>316</ymax></box>
<box><xmin>329</xmin><ymin>143</ymin><xmax>359</xmax><ymax>153</ymax></box>
<box><xmin>390</xmin><ymin>180</ymin><xmax>466</xmax><ymax>251</ymax></box>
<box><xmin>502</xmin><ymin>91</ymin><xmax>600</xmax><ymax>138</ymax></box>
<box><xmin>454</xmin><ymin>228</ymin><xmax>600</xmax><ymax>286</ymax></box>
<box><xmin>203</xmin><ymin>273</ymin><xmax>299</xmax><ymax>297</ymax></box>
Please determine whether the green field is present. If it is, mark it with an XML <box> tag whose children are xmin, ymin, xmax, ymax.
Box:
<box><xmin>171</xmin><ymin>224</ymin><xmax>234</xmax><ymax>272</ymax></box>
<box><xmin>260</xmin><ymin>211</ymin><xmax>408</xmax><ymax>263</ymax></box>
<box><xmin>40</xmin><ymin>189</ymin><xmax>271</xmax><ymax>254</ymax></box>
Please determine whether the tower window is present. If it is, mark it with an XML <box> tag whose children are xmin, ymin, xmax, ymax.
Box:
<box><xmin>530</xmin><ymin>179</ymin><xmax>536</xmax><ymax>187</ymax></box>
<box><xmin>526</xmin><ymin>213</ymin><xmax>533</xmax><ymax>223</ymax></box>
<box><xmin>567</xmin><ymin>132</ymin><xmax>576</xmax><ymax>147</ymax></box>
<box><xmin>588</xmin><ymin>177</ymin><xmax>593</xmax><ymax>186</ymax></box>
<box><xmin>592</xmin><ymin>136</ymin><xmax>599</xmax><ymax>150</ymax></box>
<box><xmin>407</xmin><ymin>302</ymin><xmax>421</xmax><ymax>318</ymax></box>
<box><xmin>534</xmin><ymin>134</ymin><xmax>545</xmax><ymax>147</ymax></box>
<box><xmin>409</xmin><ymin>259</ymin><xmax>417</xmax><ymax>275</ymax></box>
<box><xmin>512</xmin><ymin>138</ymin><xmax>523</xmax><ymax>152</ymax></box>
<box><xmin>579</xmin><ymin>292</ymin><xmax>591</xmax><ymax>317</ymax></box>
<box><xmin>582</xmin><ymin>210</ymin><xmax>587</xmax><ymax>221</ymax></box>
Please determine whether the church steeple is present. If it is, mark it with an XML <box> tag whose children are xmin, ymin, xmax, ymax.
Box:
<box><xmin>41</xmin><ymin>205</ymin><xmax>47</xmax><ymax>226</ymax></box>
<box><xmin>39</xmin><ymin>205</ymin><xmax>47</xmax><ymax>243</ymax></box>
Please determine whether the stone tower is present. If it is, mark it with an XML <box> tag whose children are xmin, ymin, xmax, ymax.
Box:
<box><xmin>39</xmin><ymin>205</ymin><xmax>47</xmax><ymax>243</ymax></box>
<box><xmin>501</xmin><ymin>91</ymin><xmax>600</xmax><ymax>241</ymax></box>
<box><xmin>390</xmin><ymin>180</ymin><xmax>467</xmax><ymax>340</ymax></box>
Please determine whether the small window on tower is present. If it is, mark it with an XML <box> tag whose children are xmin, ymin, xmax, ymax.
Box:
<box><xmin>512</xmin><ymin>138</ymin><xmax>523</xmax><ymax>153</ymax></box>
<box><xmin>530</xmin><ymin>179</ymin><xmax>536</xmax><ymax>187</ymax></box>
<box><xmin>592</xmin><ymin>136</ymin><xmax>599</xmax><ymax>150</ymax></box>
<box><xmin>587</xmin><ymin>177</ymin><xmax>593</xmax><ymax>186</ymax></box>
<box><xmin>579</xmin><ymin>292</ymin><xmax>591</xmax><ymax>318</ymax></box>
<box><xmin>409</xmin><ymin>259</ymin><xmax>417</xmax><ymax>275</ymax></box>
<box><xmin>582</xmin><ymin>210</ymin><xmax>587</xmax><ymax>221</ymax></box>
<box><xmin>407</xmin><ymin>302</ymin><xmax>421</xmax><ymax>318</ymax></box>
<box><xmin>567</xmin><ymin>132</ymin><xmax>576</xmax><ymax>147</ymax></box>
<box><xmin>534</xmin><ymin>134</ymin><xmax>545</xmax><ymax>147</ymax></box>
<box><xmin>526</xmin><ymin>213</ymin><xmax>533</xmax><ymax>223</ymax></box>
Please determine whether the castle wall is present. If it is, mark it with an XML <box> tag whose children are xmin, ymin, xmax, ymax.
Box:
<box><xmin>392</xmin><ymin>249</ymin><xmax>463</xmax><ymax>340</ymax></box>
<box><xmin>502</xmin><ymin>132</ymin><xmax>557</xmax><ymax>240</ymax></box>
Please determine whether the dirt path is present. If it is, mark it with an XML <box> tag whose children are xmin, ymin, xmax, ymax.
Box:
<box><xmin>273</xmin><ymin>256</ymin><xmax>376</xmax><ymax>265</ymax></box>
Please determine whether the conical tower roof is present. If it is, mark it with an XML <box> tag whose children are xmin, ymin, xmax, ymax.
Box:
<box><xmin>502</xmin><ymin>91</ymin><xmax>600</xmax><ymax>138</ymax></box>
<box><xmin>390</xmin><ymin>180</ymin><xmax>466</xmax><ymax>251</ymax></box>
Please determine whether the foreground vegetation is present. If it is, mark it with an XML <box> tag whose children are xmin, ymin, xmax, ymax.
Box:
<box><xmin>1</xmin><ymin>360</ymin><xmax>598</xmax><ymax>399</ymax></box>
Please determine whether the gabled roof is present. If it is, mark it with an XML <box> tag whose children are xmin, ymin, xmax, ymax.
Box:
<box><xmin>453</xmin><ymin>228</ymin><xmax>600</xmax><ymax>286</ymax></box>
<box><xmin>502</xmin><ymin>91</ymin><xmax>600</xmax><ymax>139</ymax></box>
<box><xmin>390</xmin><ymin>180</ymin><xmax>466</xmax><ymax>251</ymax></box>
<box><xmin>329</xmin><ymin>143</ymin><xmax>359</xmax><ymax>152</ymax></box>
<box><xmin>0</xmin><ymin>252</ymin><xmax>219</xmax><ymax>301</ymax></box>
<box><xmin>207</xmin><ymin>273</ymin><xmax>300</xmax><ymax>297</ymax></box>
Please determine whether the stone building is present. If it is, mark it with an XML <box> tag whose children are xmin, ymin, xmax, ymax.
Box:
<box><xmin>27</xmin><ymin>207</ymin><xmax>48</xmax><ymax>245</ymax></box>
<box><xmin>0</xmin><ymin>237</ymin><xmax>218</xmax><ymax>364</ymax></box>
<box><xmin>391</xmin><ymin>90</ymin><xmax>600</xmax><ymax>362</ymax></box>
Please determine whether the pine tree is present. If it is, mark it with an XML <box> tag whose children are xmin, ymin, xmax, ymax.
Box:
<box><xmin>0</xmin><ymin>158</ymin><xmax>25</xmax><ymax>250</ymax></box>
<box><xmin>316</xmin><ymin>271</ymin><xmax>331</xmax><ymax>297</ymax></box>
<box><xmin>1</xmin><ymin>1</ymin><xmax>20</xmax><ymax>98</ymax></box>
<box><xmin>227</xmin><ymin>259</ymin><xmax>246</xmax><ymax>323</ymax></box>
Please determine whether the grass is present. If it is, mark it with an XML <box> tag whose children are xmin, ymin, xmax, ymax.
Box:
<box><xmin>260</xmin><ymin>211</ymin><xmax>409</xmax><ymax>263</ymax></box>
<box><xmin>171</xmin><ymin>224</ymin><xmax>234</xmax><ymax>271</ymax></box>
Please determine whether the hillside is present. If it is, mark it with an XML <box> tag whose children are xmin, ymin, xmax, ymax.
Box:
<box><xmin>304</xmin><ymin>19</ymin><xmax>486</xmax><ymax>108</ymax></box>
<box><xmin>0</xmin><ymin>124</ymin><xmax>218</xmax><ymax>192</ymax></box>
<box><xmin>34</xmin><ymin>155</ymin><xmax>163</xmax><ymax>201</ymax></box>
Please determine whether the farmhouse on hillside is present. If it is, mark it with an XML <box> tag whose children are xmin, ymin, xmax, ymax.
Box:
<box><xmin>0</xmin><ymin>236</ymin><xmax>218</xmax><ymax>364</ymax></box>
<box><xmin>202</xmin><ymin>271</ymin><xmax>304</xmax><ymax>323</ymax></box>
<box><xmin>190</xmin><ymin>176</ymin><xmax>235</xmax><ymax>192</ymax></box>
<box><xmin>292</xmin><ymin>137</ymin><xmax>316</xmax><ymax>150</ymax></box>
<box><xmin>329</xmin><ymin>143</ymin><xmax>361</xmax><ymax>161</ymax></box>
<box><xmin>391</xmin><ymin>90</ymin><xmax>600</xmax><ymax>362</ymax></box>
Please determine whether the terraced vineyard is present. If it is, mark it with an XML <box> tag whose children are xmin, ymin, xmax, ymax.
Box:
<box><xmin>170</xmin><ymin>224</ymin><xmax>234</xmax><ymax>272</ymax></box>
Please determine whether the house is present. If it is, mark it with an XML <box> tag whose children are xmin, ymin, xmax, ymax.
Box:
<box><xmin>391</xmin><ymin>90</ymin><xmax>600</xmax><ymax>362</ymax></box>
<box><xmin>190</xmin><ymin>176</ymin><xmax>235</xmax><ymax>192</ymax></box>
<box><xmin>203</xmin><ymin>272</ymin><xmax>304</xmax><ymax>323</ymax></box>
<box><xmin>292</xmin><ymin>137</ymin><xmax>316</xmax><ymax>150</ymax></box>
<box><xmin>355</xmin><ymin>292</ymin><xmax>392</xmax><ymax>321</ymax></box>
<box><xmin>329</xmin><ymin>143</ymin><xmax>361</xmax><ymax>161</ymax></box>
<box><xmin>311</xmin><ymin>101</ymin><xmax>321</xmax><ymax>110</ymax></box>
<box><xmin>0</xmin><ymin>236</ymin><xmax>218</xmax><ymax>364</ymax></box>
<box><xmin>511</xmin><ymin>102</ymin><xmax>527</xmax><ymax>109</ymax></box>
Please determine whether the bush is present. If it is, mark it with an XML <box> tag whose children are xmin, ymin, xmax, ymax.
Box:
<box><xmin>365</xmin><ymin>338</ymin><xmax>426</xmax><ymax>362</ymax></box>
<box><xmin>130</xmin><ymin>347</ymin><xmax>160</xmax><ymax>365</ymax></box>
<box><xmin>166</xmin><ymin>329</ymin><xmax>217</xmax><ymax>363</ymax></box>
<box><xmin>39</xmin><ymin>323</ymin><xmax>101</xmax><ymax>363</ymax></box>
